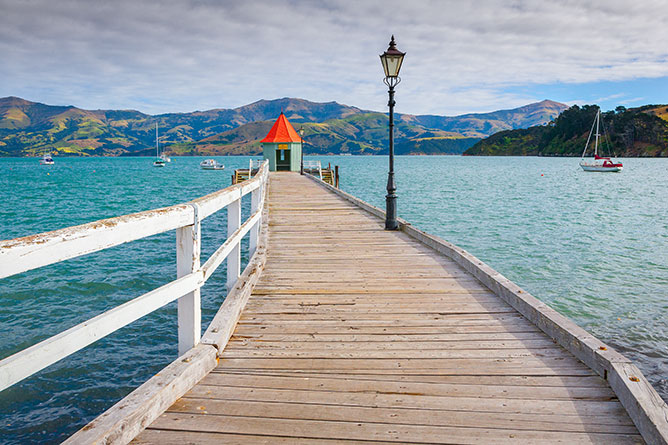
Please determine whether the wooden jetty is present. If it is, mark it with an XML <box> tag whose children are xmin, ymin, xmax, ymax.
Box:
<box><xmin>2</xmin><ymin>166</ymin><xmax>668</xmax><ymax>444</ymax></box>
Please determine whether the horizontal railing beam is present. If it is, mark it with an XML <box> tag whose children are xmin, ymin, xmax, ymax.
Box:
<box><xmin>201</xmin><ymin>209</ymin><xmax>262</xmax><ymax>282</ymax></box>
<box><xmin>0</xmin><ymin>271</ymin><xmax>203</xmax><ymax>391</ymax></box>
<box><xmin>0</xmin><ymin>205</ymin><xmax>194</xmax><ymax>280</ymax></box>
<box><xmin>192</xmin><ymin>173</ymin><xmax>262</xmax><ymax>220</ymax></box>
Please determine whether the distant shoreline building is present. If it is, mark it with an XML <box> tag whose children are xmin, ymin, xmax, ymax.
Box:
<box><xmin>261</xmin><ymin>113</ymin><xmax>303</xmax><ymax>171</ymax></box>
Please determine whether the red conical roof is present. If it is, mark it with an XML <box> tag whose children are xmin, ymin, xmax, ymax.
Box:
<box><xmin>260</xmin><ymin>112</ymin><xmax>303</xmax><ymax>143</ymax></box>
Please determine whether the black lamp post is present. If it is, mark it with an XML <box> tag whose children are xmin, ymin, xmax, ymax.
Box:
<box><xmin>379</xmin><ymin>35</ymin><xmax>405</xmax><ymax>230</ymax></box>
<box><xmin>299</xmin><ymin>127</ymin><xmax>305</xmax><ymax>175</ymax></box>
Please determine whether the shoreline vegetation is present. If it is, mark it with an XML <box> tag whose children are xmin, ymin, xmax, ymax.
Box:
<box><xmin>465</xmin><ymin>104</ymin><xmax>668</xmax><ymax>157</ymax></box>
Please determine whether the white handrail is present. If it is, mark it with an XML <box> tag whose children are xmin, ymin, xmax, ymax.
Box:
<box><xmin>0</xmin><ymin>161</ymin><xmax>269</xmax><ymax>392</ymax></box>
<box><xmin>303</xmin><ymin>160</ymin><xmax>322</xmax><ymax>180</ymax></box>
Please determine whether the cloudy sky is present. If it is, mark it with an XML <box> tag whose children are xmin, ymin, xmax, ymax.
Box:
<box><xmin>1</xmin><ymin>0</ymin><xmax>668</xmax><ymax>116</ymax></box>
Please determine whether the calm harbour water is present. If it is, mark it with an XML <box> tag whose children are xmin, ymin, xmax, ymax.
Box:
<box><xmin>1</xmin><ymin>155</ymin><xmax>667</xmax><ymax>443</ymax></box>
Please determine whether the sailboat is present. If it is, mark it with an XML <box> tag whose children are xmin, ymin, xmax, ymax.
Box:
<box><xmin>580</xmin><ymin>109</ymin><xmax>623</xmax><ymax>172</ymax></box>
<box><xmin>153</xmin><ymin>123</ymin><xmax>165</xmax><ymax>167</ymax></box>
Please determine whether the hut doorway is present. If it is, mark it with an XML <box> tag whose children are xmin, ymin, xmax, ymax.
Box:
<box><xmin>276</xmin><ymin>149</ymin><xmax>291</xmax><ymax>171</ymax></box>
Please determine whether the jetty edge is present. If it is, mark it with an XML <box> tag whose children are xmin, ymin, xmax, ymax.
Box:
<box><xmin>0</xmin><ymin>166</ymin><xmax>665</xmax><ymax>443</ymax></box>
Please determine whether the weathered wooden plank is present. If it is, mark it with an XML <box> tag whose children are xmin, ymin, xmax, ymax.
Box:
<box><xmin>238</xmin><ymin>312</ymin><xmax>534</xmax><ymax>323</ymax></box>
<box><xmin>215</xmin><ymin>370</ymin><xmax>611</xmax><ymax>388</ymax></box>
<box><xmin>168</xmin><ymin>397</ymin><xmax>635</xmax><ymax>432</ymax></box>
<box><xmin>133</xmin><ymin>430</ymin><xmax>406</xmax><ymax>444</ymax></box>
<box><xmin>145</xmin><ymin>412</ymin><xmax>643</xmax><ymax>444</ymax></box>
<box><xmin>197</xmin><ymin>373</ymin><xmax>617</xmax><ymax>401</ymax></box>
<box><xmin>219</xmin><ymin>347</ymin><xmax>572</xmax><ymax>360</ymax></box>
<box><xmin>217</xmin><ymin>366</ymin><xmax>597</xmax><ymax>377</ymax></box>
<box><xmin>225</xmin><ymin>339</ymin><xmax>559</xmax><ymax>350</ymax></box>
<box><xmin>229</xmin><ymin>331</ymin><xmax>549</xmax><ymax>342</ymax></box>
<box><xmin>216</xmin><ymin>356</ymin><xmax>588</xmax><ymax>370</ymax></box>
<box><xmin>608</xmin><ymin>361</ymin><xmax>668</xmax><ymax>445</ymax></box>
<box><xmin>239</xmin><ymin>312</ymin><xmax>522</xmax><ymax>321</ymax></box>
<box><xmin>242</xmin><ymin>303</ymin><xmax>515</xmax><ymax>314</ymax></box>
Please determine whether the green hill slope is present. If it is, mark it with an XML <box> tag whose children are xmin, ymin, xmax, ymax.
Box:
<box><xmin>170</xmin><ymin>113</ymin><xmax>480</xmax><ymax>156</ymax></box>
<box><xmin>465</xmin><ymin>104</ymin><xmax>668</xmax><ymax>157</ymax></box>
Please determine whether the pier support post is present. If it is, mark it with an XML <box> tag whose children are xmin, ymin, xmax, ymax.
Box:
<box><xmin>176</xmin><ymin>206</ymin><xmax>201</xmax><ymax>356</ymax></box>
<box><xmin>227</xmin><ymin>197</ymin><xmax>241</xmax><ymax>289</ymax></box>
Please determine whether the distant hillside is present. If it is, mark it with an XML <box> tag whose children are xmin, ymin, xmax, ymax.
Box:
<box><xmin>172</xmin><ymin>112</ymin><xmax>479</xmax><ymax>156</ymax></box>
<box><xmin>0</xmin><ymin>96</ymin><xmax>364</xmax><ymax>157</ymax></box>
<box><xmin>0</xmin><ymin>96</ymin><xmax>566</xmax><ymax>157</ymax></box>
<box><xmin>465</xmin><ymin>104</ymin><xmax>668</xmax><ymax>157</ymax></box>
<box><xmin>399</xmin><ymin>100</ymin><xmax>568</xmax><ymax>137</ymax></box>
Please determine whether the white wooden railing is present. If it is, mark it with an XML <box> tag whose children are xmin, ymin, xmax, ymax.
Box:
<box><xmin>0</xmin><ymin>160</ymin><xmax>269</xmax><ymax>392</ymax></box>
<box><xmin>250</xmin><ymin>158</ymin><xmax>264</xmax><ymax>170</ymax></box>
<box><xmin>303</xmin><ymin>160</ymin><xmax>322</xmax><ymax>179</ymax></box>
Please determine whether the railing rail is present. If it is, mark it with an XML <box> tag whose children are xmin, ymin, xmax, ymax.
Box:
<box><xmin>303</xmin><ymin>160</ymin><xmax>322</xmax><ymax>179</ymax></box>
<box><xmin>0</xmin><ymin>160</ymin><xmax>269</xmax><ymax>392</ymax></box>
<box><xmin>250</xmin><ymin>158</ymin><xmax>263</xmax><ymax>170</ymax></box>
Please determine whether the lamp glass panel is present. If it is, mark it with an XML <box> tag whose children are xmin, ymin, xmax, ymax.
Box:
<box><xmin>384</xmin><ymin>55</ymin><xmax>403</xmax><ymax>77</ymax></box>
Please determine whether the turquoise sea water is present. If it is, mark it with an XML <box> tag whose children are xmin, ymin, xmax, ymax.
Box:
<box><xmin>1</xmin><ymin>155</ymin><xmax>667</xmax><ymax>443</ymax></box>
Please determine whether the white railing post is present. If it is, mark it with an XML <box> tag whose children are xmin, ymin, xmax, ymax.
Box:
<box><xmin>227</xmin><ymin>197</ymin><xmax>241</xmax><ymax>289</ymax></box>
<box><xmin>249</xmin><ymin>185</ymin><xmax>261</xmax><ymax>257</ymax></box>
<box><xmin>176</xmin><ymin>204</ymin><xmax>201</xmax><ymax>356</ymax></box>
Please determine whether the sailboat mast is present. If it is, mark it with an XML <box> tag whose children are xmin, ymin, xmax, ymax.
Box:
<box><xmin>594</xmin><ymin>110</ymin><xmax>600</xmax><ymax>157</ymax></box>
<box><xmin>155</xmin><ymin>123</ymin><xmax>159</xmax><ymax>157</ymax></box>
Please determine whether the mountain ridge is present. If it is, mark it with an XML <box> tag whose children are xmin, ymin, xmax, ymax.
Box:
<box><xmin>0</xmin><ymin>96</ymin><xmax>567</xmax><ymax>156</ymax></box>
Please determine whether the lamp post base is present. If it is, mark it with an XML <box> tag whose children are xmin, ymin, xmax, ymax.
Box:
<box><xmin>385</xmin><ymin>193</ymin><xmax>398</xmax><ymax>230</ymax></box>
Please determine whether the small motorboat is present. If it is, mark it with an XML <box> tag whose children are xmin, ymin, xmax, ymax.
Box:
<box><xmin>39</xmin><ymin>153</ymin><xmax>54</xmax><ymax>165</ymax></box>
<box><xmin>580</xmin><ymin>109</ymin><xmax>623</xmax><ymax>172</ymax></box>
<box><xmin>200</xmin><ymin>159</ymin><xmax>225</xmax><ymax>170</ymax></box>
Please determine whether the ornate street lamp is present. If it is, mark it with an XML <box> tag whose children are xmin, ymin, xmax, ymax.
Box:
<box><xmin>299</xmin><ymin>127</ymin><xmax>305</xmax><ymax>175</ymax></box>
<box><xmin>379</xmin><ymin>35</ymin><xmax>405</xmax><ymax>230</ymax></box>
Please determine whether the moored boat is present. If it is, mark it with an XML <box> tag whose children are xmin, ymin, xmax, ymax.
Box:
<box><xmin>39</xmin><ymin>153</ymin><xmax>54</xmax><ymax>165</ymax></box>
<box><xmin>580</xmin><ymin>109</ymin><xmax>623</xmax><ymax>172</ymax></box>
<box><xmin>200</xmin><ymin>159</ymin><xmax>225</xmax><ymax>170</ymax></box>
<box><xmin>152</xmin><ymin>123</ymin><xmax>166</xmax><ymax>167</ymax></box>
<box><xmin>580</xmin><ymin>155</ymin><xmax>623</xmax><ymax>172</ymax></box>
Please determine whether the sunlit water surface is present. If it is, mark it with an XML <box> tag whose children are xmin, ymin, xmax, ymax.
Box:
<box><xmin>1</xmin><ymin>155</ymin><xmax>667</xmax><ymax>443</ymax></box>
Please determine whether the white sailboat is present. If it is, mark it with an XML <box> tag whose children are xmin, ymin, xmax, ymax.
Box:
<box><xmin>153</xmin><ymin>123</ymin><xmax>165</xmax><ymax>167</ymax></box>
<box><xmin>580</xmin><ymin>109</ymin><xmax>623</xmax><ymax>172</ymax></box>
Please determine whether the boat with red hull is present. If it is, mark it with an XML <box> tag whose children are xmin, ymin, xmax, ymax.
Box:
<box><xmin>580</xmin><ymin>109</ymin><xmax>623</xmax><ymax>172</ymax></box>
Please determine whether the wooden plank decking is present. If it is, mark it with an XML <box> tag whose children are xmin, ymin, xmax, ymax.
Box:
<box><xmin>133</xmin><ymin>172</ymin><xmax>643</xmax><ymax>444</ymax></box>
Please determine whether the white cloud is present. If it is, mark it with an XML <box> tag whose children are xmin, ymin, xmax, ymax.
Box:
<box><xmin>1</xmin><ymin>0</ymin><xmax>667</xmax><ymax>114</ymax></box>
